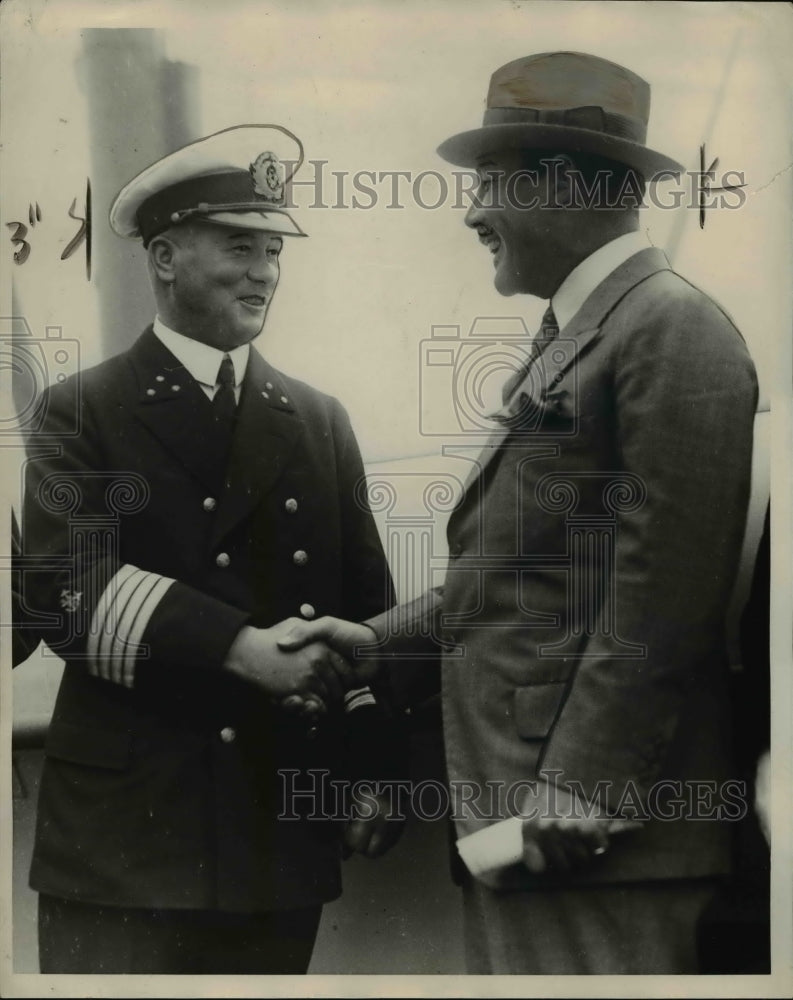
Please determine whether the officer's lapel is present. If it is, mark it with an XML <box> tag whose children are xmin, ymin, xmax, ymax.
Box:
<box><xmin>131</xmin><ymin>328</ymin><xmax>225</xmax><ymax>493</ymax></box>
<box><xmin>208</xmin><ymin>348</ymin><xmax>301</xmax><ymax>548</ymax></box>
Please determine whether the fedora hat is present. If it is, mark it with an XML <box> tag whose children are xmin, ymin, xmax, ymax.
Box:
<box><xmin>437</xmin><ymin>51</ymin><xmax>683</xmax><ymax>178</ymax></box>
<box><xmin>110</xmin><ymin>124</ymin><xmax>308</xmax><ymax>245</ymax></box>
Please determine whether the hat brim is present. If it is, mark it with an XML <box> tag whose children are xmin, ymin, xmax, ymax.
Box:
<box><xmin>198</xmin><ymin>210</ymin><xmax>307</xmax><ymax>238</ymax></box>
<box><xmin>437</xmin><ymin>123</ymin><xmax>684</xmax><ymax>178</ymax></box>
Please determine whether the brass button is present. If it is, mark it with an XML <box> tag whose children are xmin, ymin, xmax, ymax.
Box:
<box><xmin>285</xmin><ymin>498</ymin><xmax>298</xmax><ymax>514</ymax></box>
<box><xmin>300</xmin><ymin>603</ymin><xmax>316</xmax><ymax>619</ymax></box>
<box><xmin>155</xmin><ymin>375</ymin><xmax>165</xmax><ymax>382</ymax></box>
<box><xmin>280</xmin><ymin>395</ymin><xmax>289</xmax><ymax>404</ymax></box>
<box><xmin>203</xmin><ymin>497</ymin><xmax>217</xmax><ymax>512</ymax></box>
<box><xmin>146</xmin><ymin>388</ymin><xmax>156</xmax><ymax>396</ymax></box>
<box><xmin>216</xmin><ymin>552</ymin><xmax>231</xmax><ymax>568</ymax></box>
<box><xmin>219</xmin><ymin>727</ymin><xmax>236</xmax><ymax>743</ymax></box>
<box><xmin>450</xmin><ymin>542</ymin><xmax>463</xmax><ymax>558</ymax></box>
<box><xmin>292</xmin><ymin>550</ymin><xmax>309</xmax><ymax>566</ymax></box>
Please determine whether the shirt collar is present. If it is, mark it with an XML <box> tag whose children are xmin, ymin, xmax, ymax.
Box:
<box><xmin>551</xmin><ymin>231</ymin><xmax>651</xmax><ymax>334</ymax></box>
<box><xmin>153</xmin><ymin>316</ymin><xmax>250</xmax><ymax>388</ymax></box>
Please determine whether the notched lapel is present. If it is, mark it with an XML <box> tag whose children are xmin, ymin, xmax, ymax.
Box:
<box><xmin>453</xmin><ymin>248</ymin><xmax>671</xmax><ymax>503</ymax></box>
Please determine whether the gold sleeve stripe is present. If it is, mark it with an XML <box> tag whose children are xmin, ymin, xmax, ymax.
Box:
<box><xmin>87</xmin><ymin>565</ymin><xmax>174</xmax><ymax>686</ymax></box>
<box><xmin>86</xmin><ymin>564</ymin><xmax>138</xmax><ymax>673</ymax></box>
<box><xmin>344</xmin><ymin>687</ymin><xmax>377</xmax><ymax>713</ymax></box>
<box><xmin>120</xmin><ymin>574</ymin><xmax>175</xmax><ymax>688</ymax></box>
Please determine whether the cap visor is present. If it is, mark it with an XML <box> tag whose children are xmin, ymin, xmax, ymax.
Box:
<box><xmin>202</xmin><ymin>209</ymin><xmax>307</xmax><ymax>237</ymax></box>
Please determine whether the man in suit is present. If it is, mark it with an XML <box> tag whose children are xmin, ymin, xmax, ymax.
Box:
<box><xmin>279</xmin><ymin>53</ymin><xmax>759</xmax><ymax>973</ymax></box>
<box><xmin>20</xmin><ymin>125</ymin><xmax>402</xmax><ymax>973</ymax></box>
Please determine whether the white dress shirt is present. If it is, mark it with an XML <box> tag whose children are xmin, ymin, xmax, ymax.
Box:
<box><xmin>551</xmin><ymin>230</ymin><xmax>651</xmax><ymax>334</ymax></box>
<box><xmin>153</xmin><ymin>316</ymin><xmax>249</xmax><ymax>403</ymax></box>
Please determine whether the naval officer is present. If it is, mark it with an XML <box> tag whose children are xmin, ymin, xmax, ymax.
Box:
<box><xmin>22</xmin><ymin>124</ymin><xmax>402</xmax><ymax>974</ymax></box>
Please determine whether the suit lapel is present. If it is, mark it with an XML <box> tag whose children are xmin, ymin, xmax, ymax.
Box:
<box><xmin>557</xmin><ymin>246</ymin><xmax>670</xmax><ymax>347</ymax></box>
<box><xmin>208</xmin><ymin>348</ymin><xmax>302</xmax><ymax>549</ymax></box>
<box><xmin>455</xmin><ymin>247</ymin><xmax>672</xmax><ymax>504</ymax></box>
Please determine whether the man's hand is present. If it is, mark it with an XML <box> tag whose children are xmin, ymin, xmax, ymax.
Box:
<box><xmin>519</xmin><ymin>783</ymin><xmax>640</xmax><ymax>874</ymax></box>
<box><xmin>224</xmin><ymin>622</ymin><xmax>356</xmax><ymax>709</ymax></box>
<box><xmin>276</xmin><ymin>616</ymin><xmax>380</xmax><ymax>685</ymax></box>
<box><xmin>343</xmin><ymin>789</ymin><xmax>405</xmax><ymax>859</ymax></box>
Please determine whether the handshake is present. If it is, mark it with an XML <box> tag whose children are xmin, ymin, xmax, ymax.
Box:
<box><xmin>223</xmin><ymin>615</ymin><xmax>378</xmax><ymax>722</ymax></box>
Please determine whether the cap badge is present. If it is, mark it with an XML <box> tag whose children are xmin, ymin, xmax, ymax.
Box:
<box><xmin>250</xmin><ymin>151</ymin><xmax>285</xmax><ymax>204</ymax></box>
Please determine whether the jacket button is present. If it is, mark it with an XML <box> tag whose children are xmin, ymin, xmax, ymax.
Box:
<box><xmin>450</xmin><ymin>542</ymin><xmax>463</xmax><ymax>558</ymax></box>
<box><xmin>216</xmin><ymin>552</ymin><xmax>231</xmax><ymax>568</ymax></box>
<box><xmin>300</xmin><ymin>603</ymin><xmax>316</xmax><ymax>619</ymax></box>
<box><xmin>219</xmin><ymin>727</ymin><xmax>236</xmax><ymax>743</ymax></box>
<box><xmin>293</xmin><ymin>550</ymin><xmax>309</xmax><ymax>566</ymax></box>
<box><xmin>203</xmin><ymin>497</ymin><xmax>217</xmax><ymax>512</ymax></box>
<box><xmin>285</xmin><ymin>498</ymin><xmax>298</xmax><ymax>513</ymax></box>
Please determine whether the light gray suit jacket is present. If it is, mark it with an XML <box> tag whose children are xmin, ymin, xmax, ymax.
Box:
<box><xmin>370</xmin><ymin>247</ymin><xmax>758</xmax><ymax>888</ymax></box>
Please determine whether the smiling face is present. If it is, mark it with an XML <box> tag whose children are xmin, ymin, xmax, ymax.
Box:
<box><xmin>465</xmin><ymin>150</ymin><xmax>568</xmax><ymax>300</ymax></box>
<box><xmin>156</xmin><ymin>222</ymin><xmax>283</xmax><ymax>350</ymax></box>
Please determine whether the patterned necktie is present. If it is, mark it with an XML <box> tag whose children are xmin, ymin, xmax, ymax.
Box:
<box><xmin>212</xmin><ymin>353</ymin><xmax>237</xmax><ymax>428</ymax></box>
<box><xmin>494</xmin><ymin>305</ymin><xmax>559</xmax><ymax>425</ymax></box>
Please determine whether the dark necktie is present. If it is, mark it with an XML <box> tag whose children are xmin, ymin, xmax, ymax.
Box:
<box><xmin>212</xmin><ymin>354</ymin><xmax>237</xmax><ymax>428</ymax></box>
<box><xmin>494</xmin><ymin>305</ymin><xmax>559</xmax><ymax>425</ymax></box>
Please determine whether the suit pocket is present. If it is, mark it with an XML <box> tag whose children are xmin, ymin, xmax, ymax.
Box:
<box><xmin>513</xmin><ymin>682</ymin><xmax>567</xmax><ymax>740</ymax></box>
<box><xmin>44</xmin><ymin>721</ymin><xmax>132</xmax><ymax>770</ymax></box>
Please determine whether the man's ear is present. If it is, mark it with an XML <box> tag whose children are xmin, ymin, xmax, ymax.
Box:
<box><xmin>546</xmin><ymin>153</ymin><xmax>577</xmax><ymax>208</ymax></box>
<box><xmin>149</xmin><ymin>235</ymin><xmax>179</xmax><ymax>283</ymax></box>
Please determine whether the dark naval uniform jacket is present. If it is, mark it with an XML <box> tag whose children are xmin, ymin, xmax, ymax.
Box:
<box><xmin>22</xmin><ymin>326</ymin><xmax>396</xmax><ymax>913</ymax></box>
<box><xmin>371</xmin><ymin>247</ymin><xmax>758</xmax><ymax>889</ymax></box>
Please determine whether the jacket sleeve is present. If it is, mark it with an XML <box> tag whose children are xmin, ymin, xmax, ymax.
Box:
<box><xmin>22</xmin><ymin>377</ymin><xmax>249</xmax><ymax>685</ymax></box>
<box><xmin>323</xmin><ymin>398</ymin><xmax>407</xmax><ymax>781</ymax></box>
<box><xmin>538</xmin><ymin>287</ymin><xmax>758</xmax><ymax>804</ymax></box>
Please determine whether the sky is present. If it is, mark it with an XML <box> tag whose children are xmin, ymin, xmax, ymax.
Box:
<box><xmin>2</xmin><ymin>0</ymin><xmax>790</xmax><ymax>464</ymax></box>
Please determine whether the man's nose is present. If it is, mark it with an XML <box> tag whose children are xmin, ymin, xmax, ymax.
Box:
<box><xmin>464</xmin><ymin>198</ymin><xmax>483</xmax><ymax>229</ymax></box>
<box><xmin>248</xmin><ymin>252</ymin><xmax>279</xmax><ymax>282</ymax></box>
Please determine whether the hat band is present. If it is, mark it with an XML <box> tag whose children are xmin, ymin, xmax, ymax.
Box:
<box><xmin>483</xmin><ymin>105</ymin><xmax>646</xmax><ymax>144</ymax></box>
<box><xmin>137</xmin><ymin>171</ymin><xmax>273</xmax><ymax>244</ymax></box>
